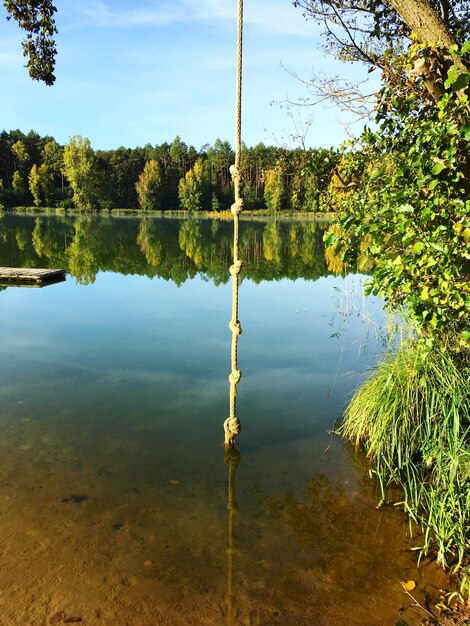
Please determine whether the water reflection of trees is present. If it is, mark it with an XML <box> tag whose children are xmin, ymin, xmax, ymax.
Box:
<box><xmin>67</xmin><ymin>217</ymin><xmax>100</xmax><ymax>285</ymax></box>
<box><xmin>0</xmin><ymin>215</ymin><xmax>356</xmax><ymax>286</ymax></box>
<box><xmin>178</xmin><ymin>219</ymin><xmax>204</xmax><ymax>267</ymax></box>
<box><xmin>136</xmin><ymin>220</ymin><xmax>164</xmax><ymax>267</ymax></box>
<box><xmin>32</xmin><ymin>216</ymin><xmax>68</xmax><ymax>266</ymax></box>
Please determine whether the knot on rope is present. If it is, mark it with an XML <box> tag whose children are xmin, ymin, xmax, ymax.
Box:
<box><xmin>230</xmin><ymin>199</ymin><xmax>243</xmax><ymax>215</ymax></box>
<box><xmin>224</xmin><ymin>416</ymin><xmax>241</xmax><ymax>447</ymax></box>
<box><xmin>229</xmin><ymin>319</ymin><xmax>242</xmax><ymax>335</ymax></box>
<box><xmin>224</xmin><ymin>0</ymin><xmax>244</xmax><ymax>449</ymax></box>
<box><xmin>229</xmin><ymin>164</ymin><xmax>241</xmax><ymax>182</ymax></box>
<box><xmin>229</xmin><ymin>260</ymin><xmax>243</xmax><ymax>276</ymax></box>
<box><xmin>229</xmin><ymin>370</ymin><xmax>242</xmax><ymax>385</ymax></box>
<box><xmin>227</xmin><ymin>501</ymin><xmax>240</xmax><ymax>515</ymax></box>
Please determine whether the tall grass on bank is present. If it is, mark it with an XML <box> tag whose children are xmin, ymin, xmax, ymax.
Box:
<box><xmin>342</xmin><ymin>338</ymin><xmax>470</xmax><ymax>570</ymax></box>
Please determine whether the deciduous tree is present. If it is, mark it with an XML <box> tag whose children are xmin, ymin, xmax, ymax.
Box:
<box><xmin>4</xmin><ymin>0</ymin><xmax>58</xmax><ymax>85</ymax></box>
<box><xmin>135</xmin><ymin>159</ymin><xmax>163</xmax><ymax>211</ymax></box>
<box><xmin>11</xmin><ymin>139</ymin><xmax>30</xmax><ymax>174</ymax></box>
<box><xmin>263</xmin><ymin>166</ymin><xmax>285</xmax><ymax>213</ymax></box>
<box><xmin>63</xmin><ymin>136</ymin><xmax>102</xmax><ymax>210</ymax></box>
<box><xmin>11</xmin><ymin>169</ymin><xmax>28</xmax><ymax>204</ymax></box>
<box><xmin>178</xmin><ymin>158</ymin><xmax>210</xmax><ymax>212</ymax></box>
<box><xmin>28</xmin><ymin>162</ymin><xmax>53</xmax><ymax>206</ymax></box>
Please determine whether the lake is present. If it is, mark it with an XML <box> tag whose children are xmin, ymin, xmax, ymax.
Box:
<box><xmin>0</xmin><ymin>213</ymin><xmax>448</xmax><ymax>625</ymax></box>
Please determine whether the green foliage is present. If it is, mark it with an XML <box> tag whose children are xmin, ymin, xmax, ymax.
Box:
<box><xmin>28</xmin><ymin>163</ymin><xmax>54</xmax><ymax>207</ymax></box>
<box><xmin>135</xmin><ymin>159</ymin><xmax>163</xmax><ymax>211</ymax></box>
<box><xmin>104</xmin><ymin>147</ymin><xmax>144</xmax><ymax>208</ymax></box>
<box><xmin>11</xmin><ymin>139</ymin><xmax>29</xmax><ymax>171</ymax></box>
<box><xmin>207</xmin><ymin>138</ymin><xmax>233</xmax><ymax>188</ymax></box>
<box><xmin>293</xmin><ymin>148</ymin><xmax>340</xmax><ymax>212</ymax></box>
<box><xmin>210</xmin><ymin>193</ymin><xmax>220</xmax><ymax>212</ymax></box>
<box><xmin>4</xmin><ymin>0</ymin><xmax>58</xmax><ymax>85</ymax></box>
<box><xmin>136</xmin><ymin>219</ymin><xmax>164</xmax><ymax>266</ymax></box>
<box><xmin>66</xmin><ymin>216</ymin><xmax>99</xmax><ymax>284</ymax></box>
<box><xmin>63</xmin><ymin>136</ymin><xmax>103</xmax><ymax>211</ymax></box>
<box><xmin>328</xmin><ymin>44</ymin><xmax>470</xmax><ymax>348</ymax></box>
<box><xmin>169</xmin><ymin>135</ymin><xmax>188</xmax><ymax>173</ymax></box>
<box><xmin>11</xmin><ymin>170</ymin><xmax>28</xmax><ymax>203</ymax></box>
<box><xmin>342</xmin><ymin>338</ymin><xmax>470</xmax><ymax>569</ymax></box>
<box><xmin>263</xmin><ymin>166</ymin><xmax>285</xmax><ymax>212</ymax></box>
<box><xmin>262</xmin><ymin>221</ymin><xmax>283</xmax><ymax>263</ymax></box>
<box><xmin>178</xmin><ymin>158</ymin><xmax>210</xmax><ymax>212</ymax></box>
<box><xmin>178</xmin><ymin>219</ymin><xmax>204</xmax><ymax>265</ymax></box>
<box><xmin>262</xmin><ymin>148</ymin><xmax>339</xmax><ymax>213</ymax></box>
<box><xmin>42</xmin><ymin>139</ymin><xmax>63</xmax><ymax>173</ymax></box>
<box><xmin>28</xmin><ymin>164</ymin><xmax>41</xmax><ymax>206</ymax></box>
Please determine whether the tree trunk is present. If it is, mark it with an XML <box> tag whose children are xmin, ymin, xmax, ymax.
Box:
<box><xmin>387</xmin><ymin>0</ymin><xmax>469</xmax><ymax>100</ymax></box>
<box><xmin>387</xmin><ymin>0</ymin><xmax>470</xmax><ymax>186</ymax></box>
<box><xmin>388</xmin><ymin>0</ymin><xmax>455</xmax><ymax>47</ymax></box>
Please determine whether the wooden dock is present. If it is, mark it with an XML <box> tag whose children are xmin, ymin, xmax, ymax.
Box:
<box><xmin>0</xmin><ymin>267</ymin><xmax>66</xmax><ymax>286</ymax></box>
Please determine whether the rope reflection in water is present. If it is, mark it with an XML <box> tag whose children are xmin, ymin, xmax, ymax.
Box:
<box><xmin>224</xmin><ymin>446</ymin><xmax>241</xmax><ymax>625</ymax></box>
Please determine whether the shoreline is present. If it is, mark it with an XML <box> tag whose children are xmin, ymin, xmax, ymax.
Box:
<box><xmin>1</xmin><ymin>206</ymin><xmax>336</xmax><ymax>221</ymax></box>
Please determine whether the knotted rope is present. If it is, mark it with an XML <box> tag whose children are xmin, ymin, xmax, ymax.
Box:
<box><xmin>224</xmin><ymin>0</ymin><xmax>244</xmax><ymax>448</ymax></box>
<box><xmin>224</xmin><ymin>446</ymin><xmax>240</xmax><ymax>625</ymax></box>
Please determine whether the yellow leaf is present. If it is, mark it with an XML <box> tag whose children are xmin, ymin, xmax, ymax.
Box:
<box><xmin>401</xmin><ymin>580</ymin><xmax>416</xmax><ymax>591</ymax></box>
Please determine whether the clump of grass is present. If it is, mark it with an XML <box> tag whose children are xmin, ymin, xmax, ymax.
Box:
<box><xmin>342</xmin><ymin>337</ymin><xmax>470</xmax><ymax>570</ymax></box>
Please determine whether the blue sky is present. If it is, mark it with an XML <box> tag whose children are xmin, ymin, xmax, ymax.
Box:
<box><xmin>0</xmin><ymin>0</ymin><xmax>373</xmax><ymax>151</ymax></box>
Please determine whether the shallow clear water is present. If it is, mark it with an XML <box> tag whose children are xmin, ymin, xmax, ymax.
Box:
<box><xmin>0</xmin><ymin>214</ymin><xmax>448</xmax><ymax>625</ymax></box>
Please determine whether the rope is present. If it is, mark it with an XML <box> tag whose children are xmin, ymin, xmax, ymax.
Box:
<box><xmin>224</xmin><ymin>447</ymin><xmax>240</xmax><ymax>625</ymax></box>
<box><xmin>224</xmin><ymin>0</ymin><xmax>244</xmax><ymax>448</ymax></box>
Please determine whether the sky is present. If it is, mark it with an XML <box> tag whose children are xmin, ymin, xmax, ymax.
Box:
<box><xmin>0</xmin><ymin>0</ymin><xmax>374</xmax><ymax>152</ymax></box>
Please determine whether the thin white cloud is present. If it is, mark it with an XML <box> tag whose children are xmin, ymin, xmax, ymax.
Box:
<box><xmin>246</xmin><ymin>1</ymin><xmax>313</xmax><ymax>36</ymax></box>
<box><xmin>74</xmin><ymin>0</ymin><xmax>311</xmax><ymax>36</ymax></box>
<box><xmin>78</xmin><ymin>1</ymin><xmax>187</xmax><ymax>27</ymax></box>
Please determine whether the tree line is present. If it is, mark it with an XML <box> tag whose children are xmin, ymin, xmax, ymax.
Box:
<box><xmin>0</xmin><ymin>130</ymin><xmax>340</xmax><ymax>213</ymax></box>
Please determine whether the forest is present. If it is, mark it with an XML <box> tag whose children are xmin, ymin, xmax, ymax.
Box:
<box><xmin>0</xmin><ymin>130</ymin><xmax>339</xmax><ymax>213</ymax></box>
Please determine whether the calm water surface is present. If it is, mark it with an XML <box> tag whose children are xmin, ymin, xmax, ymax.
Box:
<box><xmin>0</xmin><ymin>214</ymin><xmax>448</xmax><ymax>625</ymax></box>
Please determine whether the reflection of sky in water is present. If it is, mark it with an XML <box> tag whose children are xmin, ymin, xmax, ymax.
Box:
<box><xmin>0</xmin><ymin>269</ymin><xmax>387</xmax><ymax>503</ymax></box>
<box><xmin>0</xmin><ymin>272</ymin><xmax>385</xmax><ymax>441</ymax></box>
<box><xmin>0</xmin><ymin>221</ymin><xmax>444</xmax><ymax>625</ymax></box>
